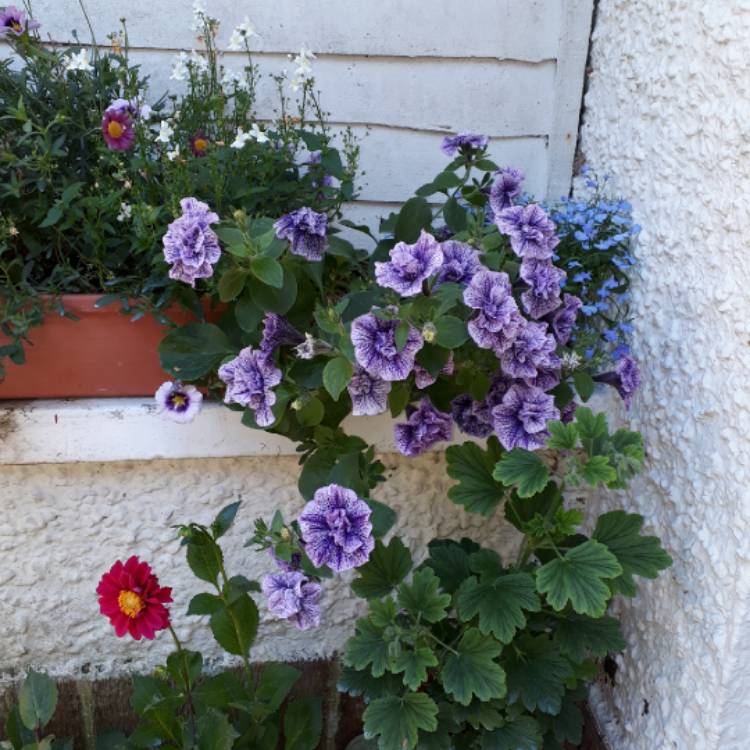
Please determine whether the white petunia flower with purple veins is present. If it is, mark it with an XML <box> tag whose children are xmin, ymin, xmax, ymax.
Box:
<box><xmin>500</xmin><ymin>320</ymin><xmax>560</xmax><ymax>381</ymax></box>
<box><xmin>347</xmin><ymin>365</ymin><xmax>391</xmax><ymax>416</ymax></box>
<box><xmin>274</xmin><ymin>207</ymin><xmax>328</xmax><ymax>261</ymax></box>
<box><xmin>394</xmin><ymin>398</ymin><xmax>453</xmax><ymax>457</ymax></box>
<box><xmin>218</xmin><ymin>346</ymin><xmax>282</xmax><ymax>427</ymax></box>
<box><xmin>434</xmin><ymin>241</ymin><xmax>483</xmax><ymax>287</ymax></box>
<box><xmin>496</xmin><ymin>203</ymin><xmax>559</xmax><ymax>260</ymax></box>
<box><xmin>154</xmin><ymin>381</ymin><xmax>203</xmax><ymax>423</ymax></box>
<box><xmin>451</xmin><ymin>372</ymin><xmax>513</xmax><ymax>437</ymax></box>
<box><xmin>463</xmin><ymin>269</ymin><xmax>523</xmax><ymax>354</ymax></box>
<box><xmin>298</xmin><ymin>484</ymin><xmax>374</xmax><ymax>572</ymax></box>
<box><xmin>525</xmin><ymin>363</ymin><xmax>562</xmax><ymax>392</ymax></box>
<box><xmin>375</xmin><ymin>231</ymin><xmax>443</xmax><ymax>297</ymax></box>
<box><xmin>551</xmin><ymin>293</ymin><xmax>583</xmax><ymax>345</ymax></box>
<box><xmin>492</xmin><ymin>384</ymin><xmax>560</xmax><ymax>451</ymax></box>
<box><xmin>162</xmin><ymin>197</ymin><xmax>221</xmax><ymax>287</ymax></box>
<box><xmin>414</xmin><ymin>353</ymin><xmax>454</xmax><ymax>389</ymax></box>
<box><xmin>259</xmin><ymin>314</ymin><xmax>303</xmax><ymax>359</ymax></box>
<box><xmin>489</xmin><ymin>167</ymin><xmax>525</xmax><ymax>216</ymax></box>
<box><xmin>519</xmin><ymin>258</ymin><xmax>566</xmax><ymax>320</ymax></box>
<box><xmin>441</xmin><ymin>132</ymin><xmax>489</xmax><ymax>156</ymax></box>
<box><xmin>261</xmin><ymin>571</ymin><xmax>321</xmax><ymax>630</ymax></box>
<box><xmin>350</xmin><ymin>313</ymin><xmax>424</xmax><ymax>382</ymax></box>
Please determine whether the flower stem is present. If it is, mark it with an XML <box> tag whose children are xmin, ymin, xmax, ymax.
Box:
<box><xmin>168</xmin><ymin>625</ymin><xmax>197</xmax><ymax>743</ymax></box>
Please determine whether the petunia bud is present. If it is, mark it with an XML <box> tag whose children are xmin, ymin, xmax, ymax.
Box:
<box><xmin>422</xmin><ymin>322</ymin><xmax>437</xmax><ymax>344</ymax></box>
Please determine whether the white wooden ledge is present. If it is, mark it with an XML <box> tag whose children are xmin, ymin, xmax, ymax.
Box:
<box><xmin>0</xmin><ymin>399</ymin><xmax>411</xmax><ymax>465</ymax></box>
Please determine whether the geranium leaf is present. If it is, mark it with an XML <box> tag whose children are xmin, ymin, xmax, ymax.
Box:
<box><xmin>337</xmin><ymin>667</ymin><xmax>404</xmax><ymax>703</ymax></box>
<box><xmin>344</xmin><ymin>619</ymin><xmax>392</xmax><ymax>677</ymax></box>
<box><xmin>352</xmin><ymin>537</ymin><xmax>413</xmax><ymax>599</ymax></box>
<box><xmin>393</xmin><ymin>646</ymin><xmax>438</xmax><ymax>691</ymax></box>
<box><xmin>580</xmin><ymin>455</ymin><xmax>617</xmax><ymax>486</ymax></box>
<box><xmin>422</xmin><ymin>539</ymin><xmax>477</xmax><ymax>595</ymax></box>
<box><xmin>480</xmin><ymin>716</ymin><xmax>543</xmax><ymax>750</ymax></box>
<box><xmin>554</xmin><ymin>615</ymin><xmax>627</xmax><ymax>662</ymax></box>
<box><xmin>593</xmin><ymin>510</ymin><xmax>672</xmax><ymax>595</ymax></box>
<box><xmin>363</xmin><ymin>692</ymin><xmax>439</xmax><ymax>750</ymax></box>
<box><xmin>446</xmin><ymin>438</ymin><xmax>506</xmax><ymax>517</ymax></box>
<box><xmin>536</xmin><ymin>540</ymin><xmax>622</xmax><ymax>617</ymax></box>
<box><xmin>493</xmin><ymin>449</ymin><xmax>549</xmax><ymax>498</ymax></box>
<box><xmin>397</xmin><ymin>569</ymin><xmax>451</xmax><ymax>623</ymax></box>
<box><xmin>441</xmin><ymin>629</ymin><xmax>506</xmax><ymax>706</ymax></box>
<box><xmin>546</xmin><ymin>421</ymin><xmax>578</xmax><ymax>450</ymax></box>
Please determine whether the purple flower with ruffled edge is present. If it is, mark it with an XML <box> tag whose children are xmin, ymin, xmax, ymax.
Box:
<box><xmin>492</xmin><ymin>384</ymin><xmax>560</xmax><ymax>450</ymax></box>
<box><xmin>463</xmin><ymin>270</ymin><xmax>522</xmax><ymax>354</ymax></box>
<box><xmin>154</xmin><ymin>381</ymin><xmax>203</xmax><ymax>423</ymax></box>
<box><xmin>347</xmin><ymin>365</ymin><xmax>391</xmax><ymax>416</ymax></box>
<box><xmin>0</xmin><ymin>6</ymin><xmax>39</xmax><ymax>36</ymax></box>
<box><xmin>375</xmin><ymin>231</ymin><xmax>443</xmax><ymax>297</ymax></box>
<box><xmin>489</xmin><ymin>167</ymin><xmax>524</xmax><ymax>215</ymax></box>
<box><xmin>394</xmin><ymin>398</ymin><xmax>453</xmax><ymax>457</ymax></box>
<box><xmin>435</xmin><ymin>241</ymin><xmax>483</xmax><ymax>287</ymax></box>
<box><xmin>260</xmin><ymin>314</ymin><xmax>303</xmax><ymax>359</ymax></box>
<box><xmin>500</xmin><ymin>320</ymin><xmax>560</xmax><ymax>380</ymax></box>
<box><xmin>162</xmin><ymin>197</ymin><xmax>221</xmax><ymax>287</ymax></box>
<box><xmin>560</xmin><ymin>400</ymin><xmax>579</xmax><ymax>424</ymax></box>
<box><xmin>496</xmin><ymin>204</ymin><xmax>559</xmax><ymax>260</ymax></box>
<box><xmin>414</xmin><ymin>353</ymin><xmax>454</xmax><ymax>389</ymax></box>
<box><xmin>218</xmin><ymin>346</ymin><xmax>282</xmax><ymax>427</ymax></box>
<box><xmin>298</xmin><ymin>484</ymin><xmax>374</xmax><ymax>572</ymax></box>
<box><xmin>519</xmin><ymin>258</ymin><xmax>566</xmax><ymax>319</ymax></box>
<box><xmin>551</xmin><ymin>294</ymin><xmax>582</xmax><ymax>345</ymax></box>
<box><xmin>451</xmin><ymin>373</ymin><xmax>513</xmax><ymax>437</ymax></box>
<box><xmin>594</xmin><ymin>354</ymin><xmax>641</xmax><ymax>408</ymax></box>
<box><xmin>261</xmin><ymin>571</ymin><xmax>321</xmax><ymax>630</ymax></box>
<box><xmin>274</xmin><ymin>207</ymin><xmax>328</xmax><ymax>261</ymax></box>
<box><xmin>351</xmin><ymin>313</ymin><xmax>423</xmax><ymax>382</ymax></box>
<box><xmin>441</xmin><ymin>132</ymin><xmax>489</xmax><ymax>156</ymax></box>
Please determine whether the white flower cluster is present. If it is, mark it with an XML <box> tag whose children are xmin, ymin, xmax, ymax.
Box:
<box><xmin>63</xmin><ymin>49</ymin><xmax>93</xmax><ymax>73</ymax></box>
<box><xmin>289</xmin><ymin>46</ymin><xmax>316</xmax><ymax>92</ymax></box>
<box><xmin>227</xmin><ymin>17</ymin><xmax>257</xmax><ymax>51</ymax></box>
<box><xmin>230</xmin><ymin>123</ymin><xmax>269</xmax><ymax>149</ymax></box>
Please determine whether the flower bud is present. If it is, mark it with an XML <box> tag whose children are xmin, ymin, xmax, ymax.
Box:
<box><xmin>422</xmin><ymin>322</ymin><xmax>437</xmax><ymax>344</ymax></box>
<box><xmin>291</xmin><ymin>398</ymin><xmax>304</xmax><ymax>411</ymax></box>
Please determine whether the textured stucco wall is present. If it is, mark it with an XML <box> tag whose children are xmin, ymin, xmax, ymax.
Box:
<box><xmin>579</xmin><ymin>1</ymin><xmax>750</xmax><ymax>749</ymax></box>
<box><xmin>0</xmin><ymin>453</ymin><xmax>520</xmax><ymax>683</ymax></box>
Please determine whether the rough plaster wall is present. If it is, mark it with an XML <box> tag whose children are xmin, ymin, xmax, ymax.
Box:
<box><xmin>579</xmin><ymin>1</ymin><xmax>750</xmax><ymax>748</ymax></box>
<box><xmin>0</xmin><ymin>454</ymin><xmax>520</xmax><ymax>683</ymax></box>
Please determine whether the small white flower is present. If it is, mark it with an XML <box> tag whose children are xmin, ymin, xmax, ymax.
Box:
<box><xmin>64</xmin><ymin>49</ymin><xmax>94</xmax><ymax>73</ymax></box>
<box><xmin>189</xmin><ymin>0</ymin><xmax>207</xmax><ymax>31</ymax></box>
<box><xmin>155</xmin><ymin>120</ymin><xmax>174</xmax><ymax>144</ymax></box>
<box><xmin>154</xmin><ymin>381</ymin><xmax>203</xmax><ymax>423</ymax></box>
<box><xmin>227</xmin><ymin>16</ymin><xmax>257</xmax><ymax>50</ymax></box>
<box><xmin>170</xmin><ymin>51</ymin><xmax>189</xmax><ymax>81</ymax></box>
<box><xmin>117</xmin><ymin>202</ymin><xmax>132</xmax><ymax>222</ymax></box>
<box><xmin>561</xmin><ymin>350</ymin><xmax>583</xmax><ymax>372</ymax></box>
<box><xmin>139</xmin><ymin>104</ymin><xmax>153</xmax><ymax>121</ymax></box>
<box><xmin>221</xmin><ymin>68</ymin><xmax>251</xmax><ymax>93</ymax></box>
<box><xmin>230</xmin><ymin>127</ymin><xmax>253</xmax><ymax>149</ymax></box>
<box><xmin>166</xmin><ymin>145</ymin><xmax>180</xmax><ymax>161</ymax></box>
<box><xmin>190</xmin><ymin>49</ymin><xmax>209</xmax><ymax>74</ymax></box>
<box><xmin>249</xmin><ymin>122</ymin><xmax>269</xmax><ymax>144</ymax></box>
<box><xmin>290</xmin><ymin>46</ymin><xmax>316</xmax><ymax>91</ymax></box>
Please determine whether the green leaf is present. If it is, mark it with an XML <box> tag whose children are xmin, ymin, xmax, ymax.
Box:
<box><xmin>366</xmin><ymin>498</ymin><xmax>397</xmax><ymax>538</ymax></box>
<box><xmin>581</xmin><ymin>455</ymin><xmax>618</xmax><ymax>486</ymax></box>
<box><xmin>504</xmin><ymin>635</ymin><xmax>574</xmax><ymax>715</ymax></box>
<box><xmin>214</xmin><ymin>226</ymin><xmax>246</xmax><ymax>248</ymax></box>
<box><xmin>393</xmin><ymin>646</ymin><xmax>438</xmax><ymax>691</ymax></box>
<box><xmin>481</xmin><ymin>716</ymin><xmax>543</xmax><ymax>750</ymax></box>
<box><xmin>555</xmin><ymin>615</ymin><xmax>627</xmax><ymax>662</ymax></box>
<box><xmin>504</xmin><ymin>482</ymin><xmax>562</xmax><ymax>533</ymax></box>
<box><xmin>251</xmin><ymin>256</ymin><xmax>284</xmax><ymax>288</ymax></box>
<box><xmin>337</xmin><ymin>667</ymin><xmax>405</xmax><ymax>703</ymax></box>
<box><xmin>363</xmin><ymin>693</ymin><xmax>439</xmax><ymax>750</ymax></box>
<box><xmin>493</xmin><ymin>449</ymin><xmax>550</xmax><ymax>498</ymax></box>
<box><xmin>197</xmin><ymin>708</ymin><xmax>238</xmax><ymax>750</ymax></box>
<box><xmin>398</xmin><ymin>569</ymin><xmax>451</xmax><ymax>623</ymax></box>
<box><xmin>18</xmin><ymin>670</ymin><xmax>57</xmax><ymax>730</ymax></box>
<box><xmin>573</xmin><ymin>371</ymin><xmax>595</xmax><ymax>402</ymax></box>
<box><xmin>249</xmin><ymin>269</ymin><xmax>297</xmax><ymax>314</ymax></box>
<box><xmin>186</xmin><ymin>539</ymin><xmax>223</xmax><ymax>584</ymax></box>
<box><xmin>187</xmin><ymin>592</ymin><xmax>223</xmax><ymax>616</ymax></box>
<box><xmin>446</xmin><ymin>439</ymin><xmax>506</xmax><ymax>517</ymax></box>
<box><xmin>323</xmin><ymin>356</ymin><xmax>353</xmax><ymax>401</ymax></box>
<box><xmin>593</xmin><ymin>511</ymin><xmax>672</xmax><ymax>596</ymax></box>
<box><xmin>344</xmin><ymin>619</ymin><xmax>392</xmax><ymax>677</ymax></box>
<box><xmin>209</xmin><ymin>594</ymin><xmax>259</xmax><ymax>656</ymax></box>
<box><xmin>394</xmin><ymin>197</ymin><xmax>432</xmax><ymax>242</ymax></box>
<box><xmin>211</xmin><ymin>501</ymin><xmax>240</xmax><ymax>538</ymax></box>
<box><xmin>548</xmin><ymin>691</ymin><xmax>583</xmax><ymax>745</ymax></box>
<box><xmin>388</xmin><ymin>381</ymin><xmax>411</xmax><ymax>417</ymax></box>
<box><xmin>441</xmin><ymin>629</ymin><xmax>506</xmax><ymax>706</ymax></box>
<box><xmin>218</xmin><ymin>268</ymin><xmax>246</xmax><ymax>302</ymax></box>
<box><xmin>192</xmin><ymin>672</ymin><xmax>245</xmax><ymax>711</ymax></box>
<box><xmin>297</xmin><ymin>397</ymin><xmax>325</xmax><ymax>427</ymax></box>
<box><xmin>575</xmin><ymin>407</ymin><xmax>608</xmax><ymax>455</ymax></box>
<box><xmin>284</xmin><ymin>697</ymin><xmax>322</xmax><ymax>750</ymax></box>
<box><xmin>457</xmin><ymin>572</ymin><xmax>540</xmax><ymax>644</ymax></box>
<box><xmin>159</xmin><ymin>323</ymin><xmax>233</xmax><ymax>380</ymax></box>
<box><xmin>235</xmin><ymin>291</ymin><xmax>263</xmax><ymax>332</ymax></box>
<box><xmin>444</xmin><ymin>197</ymin><xmax>468</xmax><ymax>232</ymax></box>
<box><xmin>422</xmin><ymin>539</ymin><xmax>477</xmax><ymax>595</ymax></box>
<box><xmin>536</xmin><ymin>540</ymin><xmax>622</xmax><ymax>617</ymax></box>
<box><xmin>546</xmin><ymin>421</ymin><xmax>578</xmax><ymax>450</ymax></box>
<box><xmin>352</xmin><ymin>537</ymin><xmax>413</xmax><ymax>599</ymax></box>
<box><xmin>435</xmin><ymin>316</ymin><xmax>469</xmax><ymax>349</ymax></box>
<box><xmin>253</xmin><ymin>664</ymin><xmax>300</xmax><ymax>712</ymax></box>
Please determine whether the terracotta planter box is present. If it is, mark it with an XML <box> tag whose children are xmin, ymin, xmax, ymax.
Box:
<box><xmin>0</xmin><ymin>295</ymin><xmax>209</xmax><ymax>400</ymax></box>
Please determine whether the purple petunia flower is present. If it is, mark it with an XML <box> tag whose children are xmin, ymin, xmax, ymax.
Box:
<box><xmin>594</xmin><ymin>354</ymin><xmax>641</xmax><ymax>408</ymax></box>
<box><xmin>519</xmin><ymin>258</ymin><xmax>566</xmax><ymax>319</ymax></box>
<box><xmin>274</xmin><ymin>207</ymin><xmax>328</xmax><ymax>261</ymax></box>
<box><xmin>298</xmin><ymin>484</ymin><xmax>374</xmax><ymax>572</ymax></box>
<box><xmin>414</xmin><ymin>353</ymin><xmax>454</xmax><ymax>389</ymax></box>
<box><xmin>463</xmin><ymin>270</ymin><xmax>522</xmax><ymax>354</ymax></box>
<box><xmin>350</xmin><ymin>313</ymin><xmax>424</xmax><ymax>382</ymax></box>
<box><xmin>500</xmin><ymin>320</ymin><xmax>560</xmax><ymax>380</ymax></box>
<box><xmin>492</xmin><ymin>384</ymin><xmax>560</xmax><ymax>451</ymax></box>
<box><xmin>154</xmin><ymin>381</ymin><xmax>203</xmax><ymax>423</ymax></box>
<box><xmin>375</xmin><ymin>231</ymin><xmax>443</xmax><ymax>297</ymax></box>
<box><xmin>218</xmin><ymin>346</ymin><xmax>282</xmax><ymax>426</ymax></box>
<box><xmin>489</xmin><ymin>167</ymin><xmax>524</xmax><ymax>215</ymax></box>
<box><xmin>101</xmin><ymin>107</ymin><xmax>135</xmax><ymax>151</ymax></box>
<box><xmin>560</xmin><ymin>400</ymin><xmax>579</xmax><ymax>424</ymax></box>
<box><xmin>394</xmin><ymin>398</ymin><xmax>453</xmax><ymax>457</ymax></box>
<box><xmin>269</xmin><ymin>547</ymin><xmax>303</xmax><ymax>573</ymax></box>
<box><xmin>260</xmin><ymin>314</ymin><xmax>304</xmax><ymax>359</ymax></box>
<box><xmin>347</xmin><ymin>365</ymin><xmax>391</xmax><ymax>416</ymax></box>
<box><xmin>434</xmin><ymin>241</ymin><xmax>483</xmax><ymax>287</ymax></box>
<box><xmin>441</xmin><ymin>132</ymin><xmax>489</xmax><ymax>156</ymax></box>
<box><xmin>162</xmin><ymin>197</ymin><xmax>222</xmax><ymax>286</ymax></box>
<box><xmin>0</xmin><ymin>5</ymin><xmax>39</xmax><ymax>36</ymax></box>
<box><xmin>550</xmin><ymin>293</ymin><xmax>582</xmax><ymax>345</ymax></box>
<box><xmin>261</xmin><ymin>571</ymin><xmax>321</xmax><ymax>630</ymax></box>
<box><xmin>451</xmin><ymin>373</ymin><xmax>513</xmax><ymax>437</ymax></box>
<box><xmin>496</xmin><ymin>204</ymin><xmax>559</xmax><ymax>260</ymax></box>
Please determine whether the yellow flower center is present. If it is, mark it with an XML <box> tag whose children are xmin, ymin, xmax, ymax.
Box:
<box><xmin>194</xmin><ymin>138</ymin><xmax>208</xmax><ymax>152</ymax></box>
<box><xmin>172</xmin><ymin>394</ymin><xmax>187</xmax><ymax>407</ymax></box>
<box><xmin>118</xmin><ymin>590</ymin><xmax>144</xmax><ymax>618</ymax></box>
<box><xmin>10</xmin><ymin>21</ymin><xmax>22</xmax><ymax>32</ymax></box>
<box><xmin>107</xmin><ymin>120</ymin><xmax>125</xmax><ymax>139</ymax></box>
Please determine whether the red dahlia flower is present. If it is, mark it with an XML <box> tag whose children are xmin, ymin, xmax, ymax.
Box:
<box><xmin>101</xmin><ymin>109</ymin><xmax>135</xmax><ymax>151</ymax></box>
<box><xmin>97</xmin><ymin>556</ymin><xmax>172</xmax><ymax>640</ymax></box>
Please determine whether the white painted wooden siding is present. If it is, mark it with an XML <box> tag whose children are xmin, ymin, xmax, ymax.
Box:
<box><xmin>28</xmin><ymin>0</ymin><xmax>593</xmax><ymax>225</ymax></box>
